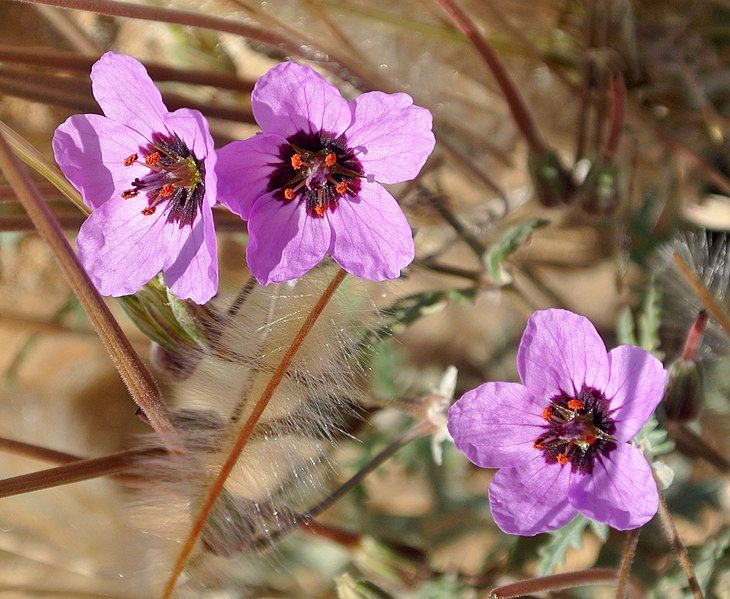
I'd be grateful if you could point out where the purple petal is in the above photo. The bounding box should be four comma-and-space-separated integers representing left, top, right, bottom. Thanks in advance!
517, 309, 610, 400
91, 52, 168, 138
488, 456, 577, 536
251, 62, 351, 138
76, 195, 177, 296
569, 443, 658, 530
216, 134, 283, 220
328, 182, 414, 281
604, 346, 668, 442
52, 114, 149, 210
345, 91, 435, 184
163, 201, 218, 304
246, 193, 331, 285
164, 108, 216, 168
448, 382, 547, 468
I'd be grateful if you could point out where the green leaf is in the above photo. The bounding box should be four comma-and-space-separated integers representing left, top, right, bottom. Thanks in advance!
635, 416, 675, 460
336, 572, 394, 599
538, 515, 593, 575
616, 306, 638, 346
638, 282, 662, 356
486, 219, 549, 284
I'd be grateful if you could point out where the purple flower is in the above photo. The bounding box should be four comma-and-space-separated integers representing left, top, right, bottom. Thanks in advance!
52, 52, 218, 304
448, 309, 668, 535
216, 62, 435, 284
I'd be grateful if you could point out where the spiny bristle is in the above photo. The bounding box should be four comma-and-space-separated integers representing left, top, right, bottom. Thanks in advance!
131, 267, 378, 588
656, 230, 729, 356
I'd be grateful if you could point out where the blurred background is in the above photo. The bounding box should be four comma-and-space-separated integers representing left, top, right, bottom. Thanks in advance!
0, 1, 728, 597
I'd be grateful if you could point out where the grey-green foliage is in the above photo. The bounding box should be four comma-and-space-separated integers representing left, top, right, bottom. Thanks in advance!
485, 218, 549, 284
537, 515, 608, 575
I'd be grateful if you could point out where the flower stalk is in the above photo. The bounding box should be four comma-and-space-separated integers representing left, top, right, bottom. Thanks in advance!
615, 528, 641, 599
163, 267, 348, 598
0, 130, 181, 452
490, 568, 638, 598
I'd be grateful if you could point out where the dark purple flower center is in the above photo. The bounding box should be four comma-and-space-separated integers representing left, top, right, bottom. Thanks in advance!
267, 130, 364, 218
534, 386, 617, 473
121, 133, 205, 227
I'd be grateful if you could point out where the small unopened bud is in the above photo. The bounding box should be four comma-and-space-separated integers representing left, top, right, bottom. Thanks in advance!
580, 160, 620, 215
663, 358, 704, 421
527, 149, 575, 207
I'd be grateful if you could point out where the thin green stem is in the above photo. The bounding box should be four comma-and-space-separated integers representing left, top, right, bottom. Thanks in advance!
0, 130, 180, 452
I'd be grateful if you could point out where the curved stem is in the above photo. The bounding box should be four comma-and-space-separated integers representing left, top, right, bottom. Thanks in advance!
672, 251, 730, 335
163, 268, 348, 598
433, 0, 545, 153
490, 568, 635, 598
602, 74, 626, 162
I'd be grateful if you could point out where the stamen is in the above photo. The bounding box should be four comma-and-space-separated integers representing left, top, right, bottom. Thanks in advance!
541, 407, 553, 421
567, 399, 584, 411
585, 434, 596, 445
159, 184, 174, 198
313, 204, 326, 217
556, 453, 570, 465
122, 190, 138, 199
533, 441, 544, 450
145, 151, 161, 166
335, 181, 348, 194
142, 207, 156, 216
124, 153, 138, 167
284, 188, 296, 201
324, 152, 337, 167
291, 154, 303, 170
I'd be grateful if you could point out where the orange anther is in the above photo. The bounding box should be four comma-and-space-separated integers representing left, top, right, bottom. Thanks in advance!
142, 206, 156, 216
585, 434, 596, 446
159, 184, 174, 197
313, 204, 326, 217
122, 190, 138, 199
533, 441, 544, 450
324, 152, 337, 167
556, 453, 570, 465
124, 153, 138, 167
284, 188, 296, 201
145, 151, 160, 166
541, 407, 553, 421
291, 154, 303, 170
335, 181, 348, 194
567, 399, 584, 411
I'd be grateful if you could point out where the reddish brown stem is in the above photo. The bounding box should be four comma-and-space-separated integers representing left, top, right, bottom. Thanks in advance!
602, 74, 627, 162
0, 447, 163, 497
0, 45, 255, 92
163, 268, 348, 598
433, 0, 544, 153
615, 528, 641, 599
0, 129, 180, 452
491, 568, 639, 598
658, 132, 730, 196
11, 0, 372, 91
672, 251, 730, 335
656, 493, 704, 599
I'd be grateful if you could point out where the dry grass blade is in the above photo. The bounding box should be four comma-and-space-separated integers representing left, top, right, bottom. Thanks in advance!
162, 268, 348, 598
672, 251, 730, 335
0, 130, 180, 452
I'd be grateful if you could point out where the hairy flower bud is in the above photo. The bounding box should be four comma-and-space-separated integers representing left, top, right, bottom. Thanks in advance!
663, 358, 705, 422
527, 149, 575, 207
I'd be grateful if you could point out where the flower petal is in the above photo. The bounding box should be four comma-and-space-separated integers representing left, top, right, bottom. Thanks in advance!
246, 192, 331, 285
163, 108, 216, 170
516, 309, 610, 400
76, 194, 177, 296
52, 114, 149, 210
216, 134, 284, 220
163, 201, 218, 304
604, 346, 668, 442
328, 182, 414, 281
91, 52, 168, 138
488, 456, 576, 536
252, 62, 351, 138
345, 91, 435, 184
569, 443, 658, 530
448, 382, 547, 468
